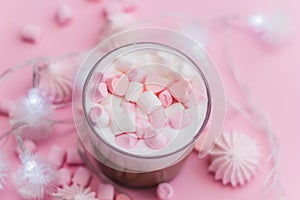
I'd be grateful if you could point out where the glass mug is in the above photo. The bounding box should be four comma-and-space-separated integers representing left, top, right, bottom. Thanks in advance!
73, 28, 226, 188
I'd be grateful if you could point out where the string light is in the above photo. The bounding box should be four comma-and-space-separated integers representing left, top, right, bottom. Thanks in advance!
9, 88, 54, 140
13, 153, 58, 200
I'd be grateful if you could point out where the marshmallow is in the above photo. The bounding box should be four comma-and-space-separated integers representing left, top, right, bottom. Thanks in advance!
0, 100, 12, 116
56, 4, 73, 25
57, 168, 72, 187
115, 133, 138, 149
190, 75, 204, 91
125, 82, 143, 102
111, 107, 136, 135
136, 91, 162, 114
90, 82, 108, 102
15, 140, 37, 155
135, 118, 152, 138
156, 51, 175, 65
164, 103, 184, 118
66, 148, 83, 165
121, 0, 138, 12
72, 167, 92, 187
183, 89, 204, 108
20, 24, 42, 43
149, 107, 167, 129
107, 75, 129, 96
115, 193, 131, 200
127, 68, 147, 83
169, 109, 192, 129
145, 73, 169, 93
98, 183, 115, 200
177, 63, 195, 81
144, 130, 167, 150
156, 182, 174, 200
121, 101, 136, 113
169, 80, 192, 102
100, 94, 113, 105
103, 1, 123, 18
136, 107, 148, 120
158, 90, 173, 108
93, 72, 104, 84
115, 55, 136, 68
88, 106, 110, 127
150, 63, 171, 77
47, 145, 65, 169
114, 64, 133, 74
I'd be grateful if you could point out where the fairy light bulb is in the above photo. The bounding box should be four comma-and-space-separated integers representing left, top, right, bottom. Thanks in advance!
249, 13, 267, 32
13, 153, 58, 200
248, 10, 291, 46
9, 88, 54, 140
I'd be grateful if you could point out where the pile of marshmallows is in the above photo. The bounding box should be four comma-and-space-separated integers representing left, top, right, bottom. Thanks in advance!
87, 53, 205, 151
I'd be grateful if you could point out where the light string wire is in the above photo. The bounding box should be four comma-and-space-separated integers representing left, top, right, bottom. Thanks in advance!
222, 18, 285, 200
0, 51, 84, 150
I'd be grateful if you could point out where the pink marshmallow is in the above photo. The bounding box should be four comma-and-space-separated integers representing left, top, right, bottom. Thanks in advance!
72, 167, 92, 187
103, 1, 123, 18
158, 90, 173, 108
183, 89, 204, 108
20, 24, 42, 43
169, 109, 192, 129
96, 82, 109, 102
115, 193, 131, 200
88, 106, 110, 127
47, 145, 65, 169
93, 72, 104, 84
89, 82, 108, 102
156, 182, 174, 200
98, 183, 115, 200
144, 130, 167, 150
15, 140, 37, 155
135, 118, 152, 138
120, 0, 137, 12
107, 75, 129, 96
169, 80, 192, 102
115, 133, 138, 149
57, 168, 72, 187
145, 73, 169, 93
56, 4, 73, 25
127, 68, 147, 83
66, 148, 83, 165
149, 107, 167, 129
0, 100, 12, 116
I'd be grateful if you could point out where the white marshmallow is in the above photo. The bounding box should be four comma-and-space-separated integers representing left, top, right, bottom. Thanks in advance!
100, 94, 113, 105
20, 24, 42, 43
56, 4, 73, 25
136, 91, 162, 114
164, 103, 184, 118
136, 107, 148, 120
178, 63, 195, 81
125, 82, 143, 102
111, 106, 136, 135
156, 51, 175, 65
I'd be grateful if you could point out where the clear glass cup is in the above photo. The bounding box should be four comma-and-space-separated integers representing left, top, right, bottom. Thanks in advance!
73, 28, 226, 187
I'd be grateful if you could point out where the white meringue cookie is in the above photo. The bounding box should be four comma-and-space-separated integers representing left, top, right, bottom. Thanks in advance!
208, 130, 261, 187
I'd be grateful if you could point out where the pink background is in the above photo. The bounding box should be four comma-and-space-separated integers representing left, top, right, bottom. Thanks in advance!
0, 0, 299, 199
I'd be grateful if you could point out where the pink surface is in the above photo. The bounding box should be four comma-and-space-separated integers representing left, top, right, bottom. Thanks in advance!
0, 0, 299, 199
